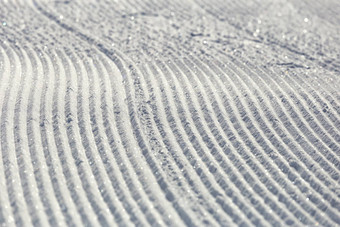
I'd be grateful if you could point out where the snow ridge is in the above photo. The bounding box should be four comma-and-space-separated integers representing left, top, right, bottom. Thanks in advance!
0, 0, 340, 226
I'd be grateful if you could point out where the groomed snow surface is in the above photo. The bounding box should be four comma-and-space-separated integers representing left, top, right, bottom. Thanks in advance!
0, 0, 340, 226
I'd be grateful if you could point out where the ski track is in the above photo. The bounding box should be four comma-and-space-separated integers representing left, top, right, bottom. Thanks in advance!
0, 0, 340, 226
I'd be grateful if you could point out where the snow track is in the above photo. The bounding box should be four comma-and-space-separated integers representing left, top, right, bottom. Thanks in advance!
0, 0, 340, 226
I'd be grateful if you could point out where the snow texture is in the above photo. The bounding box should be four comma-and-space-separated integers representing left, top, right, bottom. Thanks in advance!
0, 0, 340, 226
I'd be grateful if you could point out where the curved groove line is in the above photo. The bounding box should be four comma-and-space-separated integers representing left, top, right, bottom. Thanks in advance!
213, 55, 340, 224
1, 0, 339, 226
165, 56, 305, 225
255, 63, 340, 164
133, 59, 226, 224
145, 59, 253, 226
26, 47, 65, 226
0, 44, 31, 227
97, 53, 167, 227
200, 55, 334, 226
163, 58, 282, 225
0, 44, 13, 226
74, 51, 149, 226
68, 50, 128, 225
124, 57, 221, 226
94, 55, 189, 226
246, 60, 340, 170
186, 54, 329, 221
112, 51, 197, 226
183, 53, 330, 225
57, 49, 112, 226
178, 54, 311, 224
12, 46, 40, 225
24, 9, 199, 225
138, 60, 234, 226
38, 48, 83, 227
149, 58, 267, 226
49, 49, 100, 226
91, 53, 156, 226
225, 55, 340, 193
268, 67, 340, 138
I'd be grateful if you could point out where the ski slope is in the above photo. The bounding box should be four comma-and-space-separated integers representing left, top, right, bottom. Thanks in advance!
0, 0, 340, 226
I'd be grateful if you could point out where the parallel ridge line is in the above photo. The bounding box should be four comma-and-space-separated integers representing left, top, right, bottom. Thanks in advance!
91, 52, 155, 227
91, 53, 158, 226
150, 56, 271, 226
145, 59, 253, 226
128, 54, 225, 226
79, 49, 170, 226
49, 49, 100, 226
0, 44, 13, 226
135, 55, 228, 225
139, 59, 234, 226
225, 54, 340, 195
110, 50, 198, 226
269, 67, 340, 138
107, 52, 192, 226
187, 54, 317, 214
1, 0, 339, 226
15, 46, 52, 226
0, 6, 83, 225
0, 44, 31, 227
13, 46, 50, 227
185, 54, 330, 225
57, 49, 114, 226
26, 47, 66, 226
248, 62, 340, 170
69, 50, 133, 226
170, 55, 311, 225
163, 57, 283, 225
27, 6, 199, 224
191, 53, 332, 223
219, 55, 338, 197
212, 54, 338, 223
116, 55, 216, 225
275, 59, 340, 112
178, 54, 311, 225
38, 48, 83, 227
253, 61, 340, 160
190, 53, 336, 220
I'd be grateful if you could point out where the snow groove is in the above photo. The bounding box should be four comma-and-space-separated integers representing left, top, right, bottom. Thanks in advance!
0, 0, 339, 226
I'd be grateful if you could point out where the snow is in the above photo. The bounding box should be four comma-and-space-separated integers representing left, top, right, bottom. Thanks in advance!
0, 0, 340, 226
